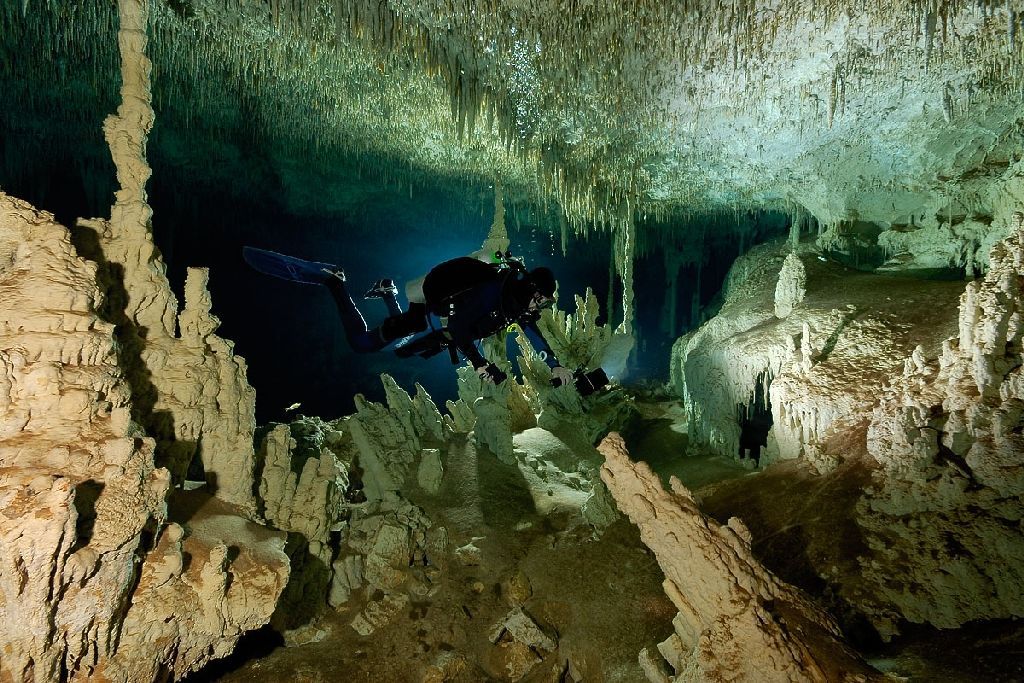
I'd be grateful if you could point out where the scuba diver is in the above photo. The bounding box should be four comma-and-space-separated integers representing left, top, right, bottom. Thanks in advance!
243, 247, 576, 386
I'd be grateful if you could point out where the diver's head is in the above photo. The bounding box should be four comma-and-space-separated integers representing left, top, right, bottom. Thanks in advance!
524, 267, 556, 311
508, 266, 557, 311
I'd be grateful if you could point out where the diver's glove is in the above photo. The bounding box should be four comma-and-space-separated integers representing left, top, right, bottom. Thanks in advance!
550, 365, 575, 388
477, 363, 508, 385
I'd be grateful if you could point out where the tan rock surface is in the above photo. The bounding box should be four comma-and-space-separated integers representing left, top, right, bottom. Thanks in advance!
857, 212, 1024, 634
598, 433, 879, 683
0, 192, 170, 681
69, 0, 259, 510
0, 192, 288, 681
671, 214, 1024, 638
106, 493, 289, 681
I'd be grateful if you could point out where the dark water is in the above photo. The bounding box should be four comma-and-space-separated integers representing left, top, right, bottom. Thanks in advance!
0, 0, 789, 420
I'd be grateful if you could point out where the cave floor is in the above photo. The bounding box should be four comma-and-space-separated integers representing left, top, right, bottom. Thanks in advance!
697, 432, 1024, 683
194, 435, 681, 682
191, 397, 1024, 682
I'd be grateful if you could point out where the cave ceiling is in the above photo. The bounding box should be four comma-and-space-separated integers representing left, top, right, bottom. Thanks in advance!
4, 0, 1024, 237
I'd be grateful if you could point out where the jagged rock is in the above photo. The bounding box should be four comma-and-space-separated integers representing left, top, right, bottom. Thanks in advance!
258, 421, 349, 545
426, 525, 450, 562
329, 554, 365, 608
598, 433, 880, 683
410, 383, 451, 443
363, 522, 412, 591
536, 287, 617, 372
444, 398, 477, 433
255, 418, 351, 628
488, 607, 557, 652
0, 0, 293, 670
109, 492, 290, 680
73, 0, 259, 511
510, 427, 619, 526
418, 448, 444, 494
0, 192, 291, 681
639, 647, 674, 683
857, 213, 1024, 634
71, 242, 258, 510
346, 374, 449, 500
484, 607, 561, 683
344, 499, 435, 600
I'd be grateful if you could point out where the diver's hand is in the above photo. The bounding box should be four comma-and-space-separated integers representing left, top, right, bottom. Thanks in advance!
477, 363, 508, 385
550, 365, 575, 388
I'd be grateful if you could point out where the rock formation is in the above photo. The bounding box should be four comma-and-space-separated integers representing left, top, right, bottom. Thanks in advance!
0, 1, 287, 678
673, 204, 1024, 643
857, 212, 1024, 635
0, 192, 289, 681
0, 191, 169, 681
598, 433, 879, 683
9, 0, 1024, 679
73, 0, 258, 510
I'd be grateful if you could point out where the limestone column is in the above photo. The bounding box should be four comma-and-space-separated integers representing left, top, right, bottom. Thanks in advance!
101, 0, 178, 337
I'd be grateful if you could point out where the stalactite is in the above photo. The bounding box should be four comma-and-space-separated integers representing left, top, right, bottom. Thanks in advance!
12, 0, 1024, 283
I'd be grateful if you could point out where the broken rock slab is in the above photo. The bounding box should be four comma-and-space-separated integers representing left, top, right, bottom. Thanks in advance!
351, 593, 411, 636
418, 447, 444, 494
484, 607, 558, 681
488, 607, 557, 652
329, 554, 365, 608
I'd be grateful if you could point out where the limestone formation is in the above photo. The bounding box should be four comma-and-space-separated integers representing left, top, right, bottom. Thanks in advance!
857, 213, 1024, 634
598, 433, 879, 683
0, 192, 168, 680
345, 374, 451, 501
71, 215, 259, 508
486, 607, 558, 680
0, 192, 288, 681
671, 209, 1024, 639
11, 0, 1024, 679
64, 0, 260, 511
255, 418, 351, 628
341, 498, 439, 633
671, 241, 795, 459
105, 496, 290, 681
511, 427, 619, 527
417, 448, 444, 494
0, 1, 287, 675
258, 420, 350, 547
774, 252, 807, 318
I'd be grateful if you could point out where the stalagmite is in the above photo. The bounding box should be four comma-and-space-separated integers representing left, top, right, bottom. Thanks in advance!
774, 252, 807, 318
598, 433, 879, 682
0, 193, 290, 681
858, 213, 1024, 634
99, 0, 177, 338
74, 0, 259, 509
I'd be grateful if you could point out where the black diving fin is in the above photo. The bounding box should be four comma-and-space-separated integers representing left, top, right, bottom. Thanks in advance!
242, 246, 341, 285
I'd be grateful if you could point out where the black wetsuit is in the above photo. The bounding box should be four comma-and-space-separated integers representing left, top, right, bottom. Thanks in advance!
326, 257, 559, 369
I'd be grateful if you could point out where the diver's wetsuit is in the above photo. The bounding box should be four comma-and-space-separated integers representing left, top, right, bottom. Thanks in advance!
325, 260, 559, 369
325, 276, 417, 353
436, 274, 557, 370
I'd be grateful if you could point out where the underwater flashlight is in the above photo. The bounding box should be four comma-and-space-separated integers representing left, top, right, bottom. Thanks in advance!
551, 367, 610, 396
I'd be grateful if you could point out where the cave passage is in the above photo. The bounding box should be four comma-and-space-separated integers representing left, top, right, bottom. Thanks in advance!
737, 372, 773, 463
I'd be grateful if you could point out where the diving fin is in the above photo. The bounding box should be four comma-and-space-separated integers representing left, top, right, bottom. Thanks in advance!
242, 246, 340, 285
